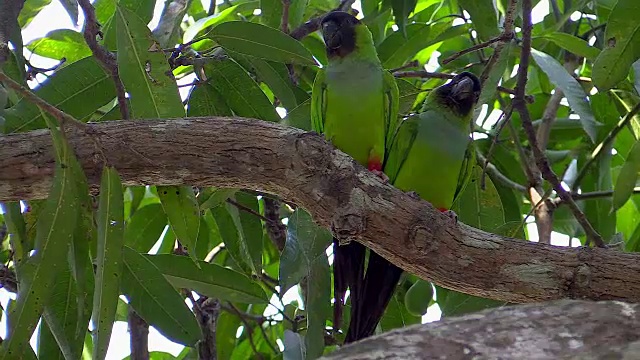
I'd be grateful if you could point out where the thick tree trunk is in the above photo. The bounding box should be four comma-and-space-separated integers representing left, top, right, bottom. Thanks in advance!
2, 117, 640, 304
320, 300, 640, 360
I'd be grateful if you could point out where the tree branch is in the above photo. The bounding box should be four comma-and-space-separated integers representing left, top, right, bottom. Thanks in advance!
78, 0, 129, 121
320, 300, 640, 359
289, 0, 355, 40
512, 0, 605, 248
128, 307, 149, 360
2, 117, 640, 303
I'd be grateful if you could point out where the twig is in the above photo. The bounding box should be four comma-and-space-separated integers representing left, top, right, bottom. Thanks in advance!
207, 0, 216, 16
25, 58, 66, 79
128, 307, 150, 360
555, 188, 640, 204
580, 23, 606, 40
78, 0, 129, 121
194, 296, 220, 359
0, 72, 87, 130
389, 60, 420, 73
226, 198, 276, 225
573, 101, 640, 191
442, 32, 515, 65
393, 70, 528, 99
289, 0, 355, 40
225, 303, 266, 359
480, 106, 511, 189
477, 148, 527, 193
393, 70, 454, 79
513, 0, 605, 248
478, 0, 518, 85
281, 0, 291, 34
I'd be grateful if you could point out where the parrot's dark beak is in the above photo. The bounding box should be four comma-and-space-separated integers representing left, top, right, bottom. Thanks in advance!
437, 72, 481, 116
322, 21, 342, 50
450, 73, 481, 103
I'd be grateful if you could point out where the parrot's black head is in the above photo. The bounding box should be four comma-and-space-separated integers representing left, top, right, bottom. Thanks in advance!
321, 11, 360, 58
435, 72, 482, 116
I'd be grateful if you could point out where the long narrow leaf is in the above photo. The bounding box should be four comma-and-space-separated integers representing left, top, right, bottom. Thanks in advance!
92, 167, 125, 360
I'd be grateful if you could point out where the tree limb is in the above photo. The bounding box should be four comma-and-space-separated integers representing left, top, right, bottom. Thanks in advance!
1, 117, 640, 303
320, 300, 640, 359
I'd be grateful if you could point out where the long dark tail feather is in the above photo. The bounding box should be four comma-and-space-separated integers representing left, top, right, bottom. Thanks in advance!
344, 251, 403, 343
332, 238, 366, 332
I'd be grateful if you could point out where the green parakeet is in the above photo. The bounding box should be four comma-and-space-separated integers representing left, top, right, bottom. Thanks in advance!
355, 72, 481, 343
384, 72, 481, 211
310, 11, 400, 343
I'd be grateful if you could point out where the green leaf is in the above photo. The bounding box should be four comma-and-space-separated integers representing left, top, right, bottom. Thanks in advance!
396, 78, 423, 114
613, 141, 640, 211
538, 32, 601, 60
302, 254, 330, 360
18, 0, 52, 27
125, 203, 168, 252
283, 329, 304, 360
216, 310, 242, 360
380, 285, 421, 331
187, 83, 233, 117
157, 186, 201, 262
41, 264, 82, 360
26, 29, 91, 63
59, 0, 79, 25
121, 246, 202, 346
377, 22, 468, 69
101, 0, 157, 49
592, 0, 640, 90
199, 188, 238, 210
279, 209, 332, 294
246, 57, 304, 110
210, 21, 316, 65
474, 40, 513, 119
260, 0, 282, 29
145, 254, 268, 303
391, 0, 418, 37
116, 5, 185, 119
183, 2, 258, 42
210, 205, 251, 273
2, 202, 27, 271
127, 186, 147, 218
435, 285, 506, 317
458, 0, 500, 40
206, 58, 280, 122
92, 167, 125, 360
2, 117, 78, 359
452, 166, 505, 233
2, 57, 116, 133
282, 99, 312, 131
37, 321, 64, 360
531, 48, 600, 142
226, 192, 264, 274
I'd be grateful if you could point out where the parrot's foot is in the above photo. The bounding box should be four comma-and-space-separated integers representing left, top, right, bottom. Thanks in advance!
439, 209, 458, 224
406, 191, 421, 200
370, 169, 389, 184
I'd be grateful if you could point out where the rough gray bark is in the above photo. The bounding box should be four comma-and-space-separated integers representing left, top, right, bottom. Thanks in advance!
2, 117, 640, 304
320, 300, 640, 360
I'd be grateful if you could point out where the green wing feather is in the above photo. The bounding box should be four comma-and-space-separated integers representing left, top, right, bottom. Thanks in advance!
383, 70, 400, 159
384, 116, 418, 185
451, 141, 476, 207
311, 69, 327, 134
